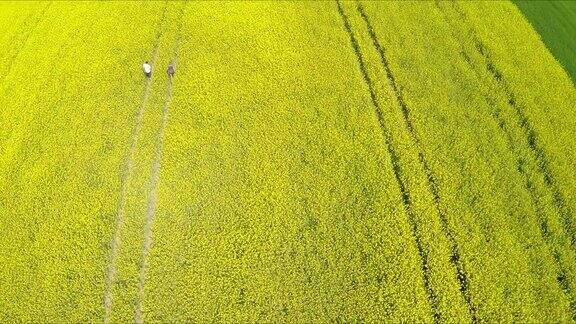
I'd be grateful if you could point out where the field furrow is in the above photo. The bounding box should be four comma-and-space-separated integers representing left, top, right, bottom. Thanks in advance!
144, 2, 434, 321
105, 3, 190, 322
0, 2, 167, 321
435, 2, 576, 318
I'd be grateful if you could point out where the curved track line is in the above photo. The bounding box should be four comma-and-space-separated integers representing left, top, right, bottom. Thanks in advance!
103, 3, 168, 323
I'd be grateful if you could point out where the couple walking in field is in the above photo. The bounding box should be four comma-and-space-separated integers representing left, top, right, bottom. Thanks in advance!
143, 61, 174, 78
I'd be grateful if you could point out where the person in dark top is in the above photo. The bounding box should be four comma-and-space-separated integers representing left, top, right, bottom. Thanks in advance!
167, 64, 175, 77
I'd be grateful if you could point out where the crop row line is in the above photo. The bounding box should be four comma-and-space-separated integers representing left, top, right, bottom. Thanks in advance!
335, 1, 441, 321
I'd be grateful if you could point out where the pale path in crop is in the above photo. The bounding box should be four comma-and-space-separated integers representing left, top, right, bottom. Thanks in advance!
103, 75, 155, 321
135, 74, 174, 324
134, 10, 186, 323
135, 6, 186, 323
103, 5, 168, 323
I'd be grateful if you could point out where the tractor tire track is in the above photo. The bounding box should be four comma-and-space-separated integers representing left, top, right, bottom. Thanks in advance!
355, 2, 477, 322
0, 2, 51, 87
135, 4, 186, 323
450, 1, 575, 253
521, 162, 576, 320
434, 2, 576, 319
335, 1, 440, 321
103, 3, 168, 323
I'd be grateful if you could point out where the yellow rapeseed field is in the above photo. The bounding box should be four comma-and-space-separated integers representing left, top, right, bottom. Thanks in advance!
0, 1, 575, 322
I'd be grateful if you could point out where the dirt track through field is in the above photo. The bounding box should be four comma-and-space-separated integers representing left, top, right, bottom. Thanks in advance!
103, 3, 168, 323
135, 4, 186, 323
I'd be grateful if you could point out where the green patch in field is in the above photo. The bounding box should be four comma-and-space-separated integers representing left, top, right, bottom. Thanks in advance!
514, 0, 576, 84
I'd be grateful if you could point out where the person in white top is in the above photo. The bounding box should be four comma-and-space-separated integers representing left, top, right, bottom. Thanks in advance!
143, 61, 152, 78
